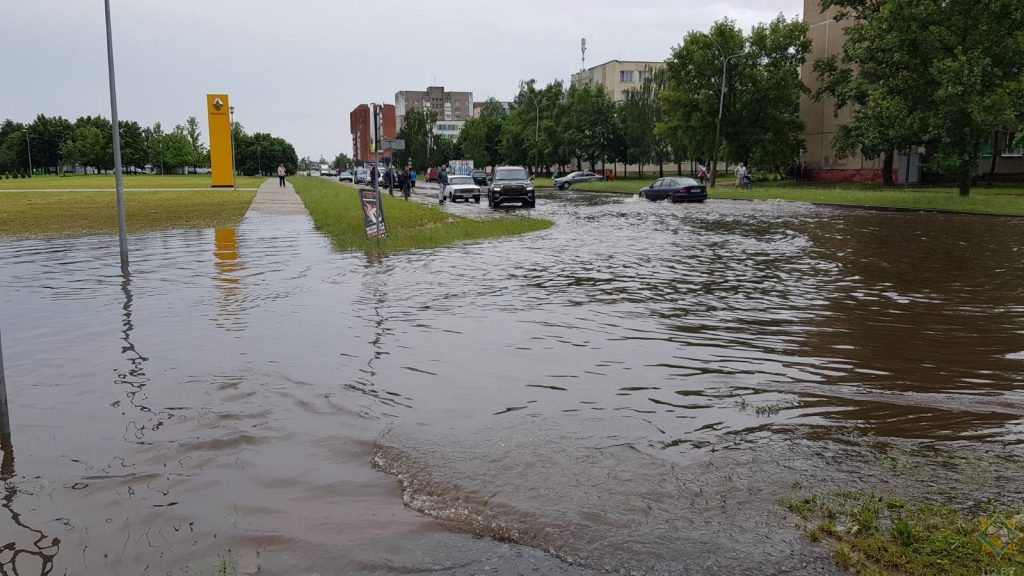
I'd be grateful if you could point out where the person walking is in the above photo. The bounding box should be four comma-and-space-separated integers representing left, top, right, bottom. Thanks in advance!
437, 164, 449, 204
734, 162, 747, 188
697, 163, 708, 185
277, 164, 287, 187
409, 169, 417, 188
398, 169, 411, 200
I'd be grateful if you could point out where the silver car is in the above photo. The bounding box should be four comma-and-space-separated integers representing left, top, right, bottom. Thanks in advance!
554, 170, 604, 190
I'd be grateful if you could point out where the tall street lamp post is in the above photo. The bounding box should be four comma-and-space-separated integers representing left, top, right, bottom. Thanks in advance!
702, 33, 744, 188
104, 0, 129, 274
524, 91, 543, 172
23, 129, 32, 177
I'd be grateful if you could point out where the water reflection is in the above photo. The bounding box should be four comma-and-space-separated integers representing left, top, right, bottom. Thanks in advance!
1, 435, 60, 576
116, 276, 171, 442
212, 227, 247, 333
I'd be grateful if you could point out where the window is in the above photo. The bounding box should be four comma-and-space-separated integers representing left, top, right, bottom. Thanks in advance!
638, 70, 652, 83
1003, 132, 1023, 157
619, 70, 635, 83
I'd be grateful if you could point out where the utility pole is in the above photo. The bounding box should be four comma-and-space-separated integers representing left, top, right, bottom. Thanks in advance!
702, 32, 743, 188
104, 0, 129, 275
23, 129, 32, 177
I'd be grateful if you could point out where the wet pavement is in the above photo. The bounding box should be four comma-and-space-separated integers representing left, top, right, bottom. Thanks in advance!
2, 186, 1023, 575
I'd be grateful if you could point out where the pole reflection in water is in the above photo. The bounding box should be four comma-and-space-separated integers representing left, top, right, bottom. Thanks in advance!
1, 435, 60, 576
212, 228, 246, 333
117, 275, 170, 441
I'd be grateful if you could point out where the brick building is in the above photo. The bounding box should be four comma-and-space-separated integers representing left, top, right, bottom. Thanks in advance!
350, 104, 395, 164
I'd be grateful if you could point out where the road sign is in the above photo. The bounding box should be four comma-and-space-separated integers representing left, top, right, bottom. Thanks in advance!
382, 139, 406, 150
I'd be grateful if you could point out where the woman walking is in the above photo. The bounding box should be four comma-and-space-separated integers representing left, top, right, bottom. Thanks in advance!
277, 163, 286, 187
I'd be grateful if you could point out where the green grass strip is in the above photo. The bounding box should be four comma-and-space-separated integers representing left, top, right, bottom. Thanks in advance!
0, 190, 255, 238
783, 491, 1024, 575
0, 174, 266, 190
292, 176, 553, 253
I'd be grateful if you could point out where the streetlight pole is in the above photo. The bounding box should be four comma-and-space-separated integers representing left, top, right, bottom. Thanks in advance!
229, 105, 237, 189
702, 33, 743, 188
23, 130, 32, 177
524, 91, 542, 173
104, 0, 129, 275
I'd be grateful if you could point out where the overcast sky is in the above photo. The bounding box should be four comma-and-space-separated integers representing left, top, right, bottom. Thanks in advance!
2, 0, 802, 160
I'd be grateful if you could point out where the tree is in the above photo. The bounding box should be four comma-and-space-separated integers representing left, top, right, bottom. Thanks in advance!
119, 120, 147, 170
395, 108, 436, 172
27, 114, 74, 173
456, 117, 491, 167
147, 122, 168, 173
661, 16, 810, 177
0, 120, 28, 174
815, 0, 1024, 194
331, 152, 352, 171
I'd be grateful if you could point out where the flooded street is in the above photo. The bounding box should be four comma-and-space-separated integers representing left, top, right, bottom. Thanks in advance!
2, 189, 1024, 575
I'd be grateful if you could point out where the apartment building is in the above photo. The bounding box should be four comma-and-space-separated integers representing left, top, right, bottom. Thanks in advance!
800, 0, 1023, 182
350, 104, 395, 164
570, 60, 664, 102
394, 86, 473, 137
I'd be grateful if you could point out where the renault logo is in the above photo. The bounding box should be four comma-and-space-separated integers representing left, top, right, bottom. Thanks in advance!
213, 97, 224, 111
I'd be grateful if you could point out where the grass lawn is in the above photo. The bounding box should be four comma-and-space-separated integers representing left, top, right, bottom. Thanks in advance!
0, 190, 255, 238
783, 491, 1024, 575
293, 177, 553, 253
569, 179, 1024, 215
0, 174, 266, 191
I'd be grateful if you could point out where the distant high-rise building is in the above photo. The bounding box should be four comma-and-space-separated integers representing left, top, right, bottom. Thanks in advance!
570, 60, 664, 102
395, 86, 473, 136
350, 104, 395, 164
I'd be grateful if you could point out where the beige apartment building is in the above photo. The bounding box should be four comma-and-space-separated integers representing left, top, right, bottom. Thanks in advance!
394, 86, 473, 135
571, 60, 664, 102
801, 0, 1023, 182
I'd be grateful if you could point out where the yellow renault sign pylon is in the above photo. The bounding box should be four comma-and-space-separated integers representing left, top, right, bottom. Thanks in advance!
206, 94, 234, 187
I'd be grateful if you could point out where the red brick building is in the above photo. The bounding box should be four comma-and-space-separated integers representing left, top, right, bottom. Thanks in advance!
350, 104, 395, 164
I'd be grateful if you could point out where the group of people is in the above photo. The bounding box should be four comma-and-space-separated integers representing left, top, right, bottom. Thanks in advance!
371, 165, 417, 199
694, 162, 753, 189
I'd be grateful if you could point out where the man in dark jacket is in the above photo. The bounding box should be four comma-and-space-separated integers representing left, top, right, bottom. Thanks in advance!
437, 165, 448, 204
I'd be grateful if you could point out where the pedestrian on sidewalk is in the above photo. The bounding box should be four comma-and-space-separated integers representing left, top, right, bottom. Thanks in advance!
409, 169, 417, 188
277, 163, 286, 187
697, 163, 708, 185
398, 169, 411, 200
437, 164, 449, 205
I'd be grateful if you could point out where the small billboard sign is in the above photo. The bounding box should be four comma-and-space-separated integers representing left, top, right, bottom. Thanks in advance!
360, 188, 387, 239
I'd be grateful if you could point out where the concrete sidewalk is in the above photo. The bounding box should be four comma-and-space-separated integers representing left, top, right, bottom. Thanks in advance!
245, 178, 310, 216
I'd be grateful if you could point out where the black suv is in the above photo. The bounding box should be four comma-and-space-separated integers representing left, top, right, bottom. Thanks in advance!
488, 166, 536, 208
472, 169, 488, 186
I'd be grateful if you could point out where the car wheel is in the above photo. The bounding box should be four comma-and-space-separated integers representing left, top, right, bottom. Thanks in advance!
487, 194, 494, 208
525, 200, 535, 208
670, 197, 679, 203
474, 196, 480, 204
557, 183, 566, 191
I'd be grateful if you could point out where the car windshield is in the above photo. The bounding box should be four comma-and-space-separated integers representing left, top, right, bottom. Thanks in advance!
449, 176, 472, 185
566, 171, 583, 178
495, 168, 529, 181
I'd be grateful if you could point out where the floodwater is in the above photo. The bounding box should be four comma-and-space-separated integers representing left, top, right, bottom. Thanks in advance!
2, 189, 1024, 575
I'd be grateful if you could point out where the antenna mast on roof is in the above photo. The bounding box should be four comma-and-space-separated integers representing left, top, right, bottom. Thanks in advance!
581, 38, 587, 71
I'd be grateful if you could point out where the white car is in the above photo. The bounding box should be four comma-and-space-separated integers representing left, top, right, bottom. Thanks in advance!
446, 175, 481, 203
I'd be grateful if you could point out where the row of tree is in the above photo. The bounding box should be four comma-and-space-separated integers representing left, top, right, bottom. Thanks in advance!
814, 0, 1024, 195
0, 113, 299, 177
383, 15, 810, 179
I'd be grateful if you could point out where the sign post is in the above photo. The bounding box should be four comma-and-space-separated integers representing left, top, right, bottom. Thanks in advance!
360, 188, 387, 240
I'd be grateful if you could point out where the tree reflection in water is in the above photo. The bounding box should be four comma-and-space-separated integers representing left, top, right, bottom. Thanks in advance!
1, 434, 60, 576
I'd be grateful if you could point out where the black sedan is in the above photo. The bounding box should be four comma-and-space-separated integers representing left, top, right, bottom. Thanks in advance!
472, 169, 488, 186
639, 177, 708, 203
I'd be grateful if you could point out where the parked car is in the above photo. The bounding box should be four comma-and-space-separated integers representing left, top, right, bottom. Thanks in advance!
339, 171, 353, 182
471, 169, 488, 186
447, 175, 481, 203
488, 166, 535, 208
427, 167, 438, 183
355, 169, 369, 185
639, 177, 708, 203
554, 170, 603, 190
